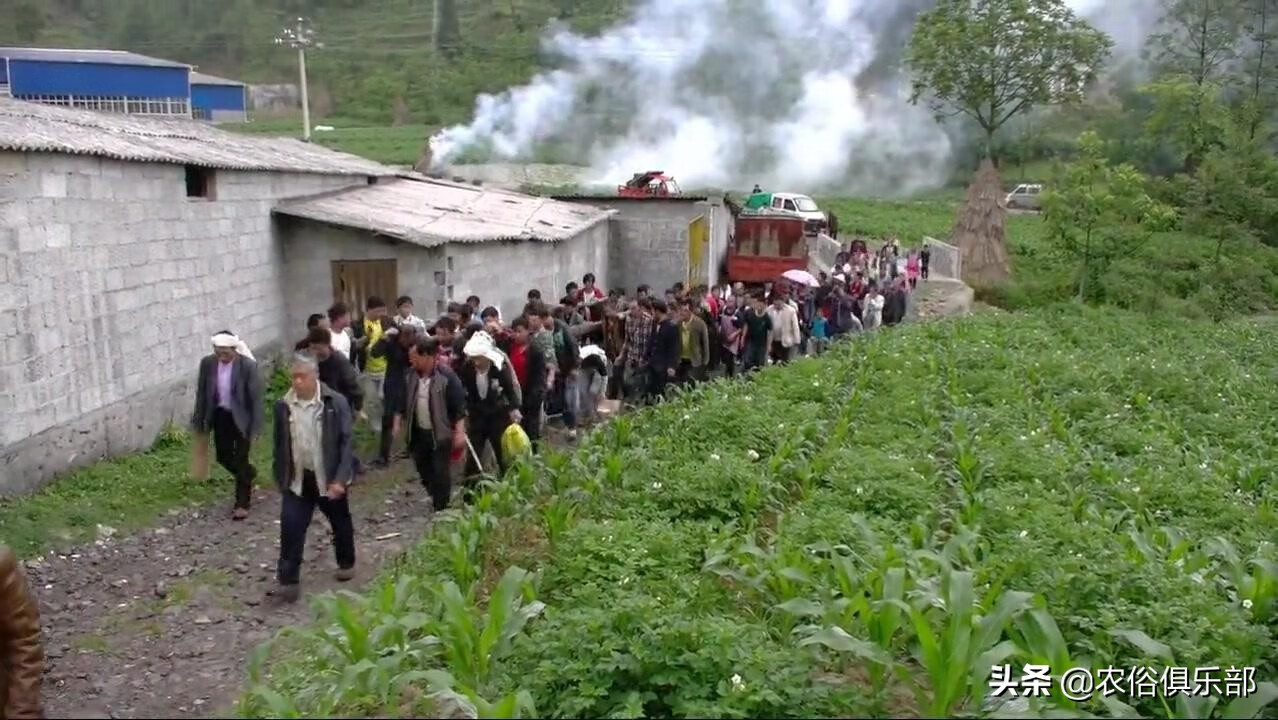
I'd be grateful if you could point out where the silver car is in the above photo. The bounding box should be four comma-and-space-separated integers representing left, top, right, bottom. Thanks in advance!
1005, 183, 1043, 211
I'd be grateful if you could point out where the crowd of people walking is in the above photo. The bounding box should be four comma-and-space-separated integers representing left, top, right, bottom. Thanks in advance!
181, 237, 927, 602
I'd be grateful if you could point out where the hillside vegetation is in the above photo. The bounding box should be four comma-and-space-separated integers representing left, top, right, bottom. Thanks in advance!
240, 306, 1278, 718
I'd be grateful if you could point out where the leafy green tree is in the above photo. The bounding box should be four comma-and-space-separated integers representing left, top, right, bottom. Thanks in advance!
1042, 131, 1176, 301
1144, 0, 1243, 86
1143, 77, 1232, 172
905, 0, 1112, 155
1184, 133, 1278, 262
1240, 0, 1278, 139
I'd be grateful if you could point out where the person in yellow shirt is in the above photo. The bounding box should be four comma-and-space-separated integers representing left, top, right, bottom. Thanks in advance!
352, 296, 392, 431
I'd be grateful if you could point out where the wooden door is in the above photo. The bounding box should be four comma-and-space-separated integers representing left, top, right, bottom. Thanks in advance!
331, 259, 398, 313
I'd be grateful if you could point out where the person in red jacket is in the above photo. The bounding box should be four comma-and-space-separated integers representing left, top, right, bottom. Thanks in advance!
576, 272, 606, 303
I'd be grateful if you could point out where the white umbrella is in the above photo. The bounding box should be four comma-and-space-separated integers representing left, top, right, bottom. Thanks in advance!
782, 269, 820, 287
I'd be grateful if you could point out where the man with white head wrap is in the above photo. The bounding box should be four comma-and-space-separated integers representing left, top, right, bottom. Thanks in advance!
191, 330, 264, 519
457, 331, 522, 500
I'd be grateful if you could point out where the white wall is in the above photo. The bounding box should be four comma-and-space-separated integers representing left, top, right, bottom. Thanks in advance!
0, 151, 365, 494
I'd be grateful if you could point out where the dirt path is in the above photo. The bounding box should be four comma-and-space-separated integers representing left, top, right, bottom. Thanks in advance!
26, 460, 435, 719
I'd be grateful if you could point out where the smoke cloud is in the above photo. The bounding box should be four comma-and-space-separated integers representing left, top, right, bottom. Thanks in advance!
429, 0, 1159, 194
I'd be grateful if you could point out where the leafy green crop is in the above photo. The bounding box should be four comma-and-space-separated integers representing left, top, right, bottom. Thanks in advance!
241, 306, 1278, 719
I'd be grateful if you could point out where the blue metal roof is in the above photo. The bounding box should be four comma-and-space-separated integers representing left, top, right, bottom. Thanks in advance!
0, 47, 190, 69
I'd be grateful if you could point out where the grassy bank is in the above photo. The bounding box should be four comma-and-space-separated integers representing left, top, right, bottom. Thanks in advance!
221, 115, 429, 167
0, 368, 377, 557
240, 306, 1278, 719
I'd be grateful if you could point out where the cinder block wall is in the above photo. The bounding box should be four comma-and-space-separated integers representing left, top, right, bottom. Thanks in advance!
446, 219, 611, 321
0, 151, 364, 495
557, 198, 730, 294
276, 219, 446, 338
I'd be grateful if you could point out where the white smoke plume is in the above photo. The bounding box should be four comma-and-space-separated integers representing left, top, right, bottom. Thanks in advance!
429, 0, 1160, 194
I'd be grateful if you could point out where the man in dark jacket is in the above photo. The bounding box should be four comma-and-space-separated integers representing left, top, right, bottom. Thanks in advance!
647, 299, 680, 401
395, 336, 468, 511
456, 331, 522, 497
306, 327, 364, 415
498, 315, 548, 451
883, 277, 909, 326
367, 323, 419, 468
272, 352, 356, 603
191, 331, 264, 520
533, 304, 580, 438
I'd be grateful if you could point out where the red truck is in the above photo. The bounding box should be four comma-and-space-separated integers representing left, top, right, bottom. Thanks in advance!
724, 214, 811, 285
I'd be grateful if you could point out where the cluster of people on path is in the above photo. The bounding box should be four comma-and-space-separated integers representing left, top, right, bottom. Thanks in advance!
185, 235, 930, 603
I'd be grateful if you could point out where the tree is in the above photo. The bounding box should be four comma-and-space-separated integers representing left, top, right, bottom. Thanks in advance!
433, 0, 462, 58
1041, 131, 1176, 302
905, 0, 1112, 156
1144, 0, 1243, 86
1143, 77, 1232, 172
1240, 0, 1278, 139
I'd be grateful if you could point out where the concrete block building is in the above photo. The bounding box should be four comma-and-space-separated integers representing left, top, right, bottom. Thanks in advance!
190, 72, 248, 123
274, 177, 614, 325
554, 194, 732, 294
0, 97, 395, 494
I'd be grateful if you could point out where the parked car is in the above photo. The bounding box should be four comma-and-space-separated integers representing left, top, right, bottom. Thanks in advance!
1005, 183, 1043, 211
740, 191, 828, 226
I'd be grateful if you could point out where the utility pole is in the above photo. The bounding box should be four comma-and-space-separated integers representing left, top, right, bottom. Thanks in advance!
275, 17, 321, 141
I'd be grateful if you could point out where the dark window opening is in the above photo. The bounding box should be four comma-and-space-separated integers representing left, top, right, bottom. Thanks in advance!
185, 165, 216, 199
367, 175, 379, 185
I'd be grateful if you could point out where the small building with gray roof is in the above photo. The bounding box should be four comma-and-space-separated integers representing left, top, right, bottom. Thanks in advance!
273, 177, 613, 326
0, 97, 394, 494
0, 97, 619, 495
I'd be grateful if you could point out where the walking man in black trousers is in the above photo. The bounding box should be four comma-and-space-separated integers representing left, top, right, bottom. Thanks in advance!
191, 331, 264, 520
395, 336, 468, 510
273, 352, 357, 603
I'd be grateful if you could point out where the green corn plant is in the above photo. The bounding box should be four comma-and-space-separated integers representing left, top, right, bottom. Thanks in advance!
902, 569, 1031, 718
422, 669, 539, 719
608, 417, 634, 451
798, 556, 909, 693
1203, 538, 1277, 624
599, 450, 625, 490
436, 566, 545, 694
541, 494, 577, 547
1006, 606, 1080, 710
446, 526, 483, 594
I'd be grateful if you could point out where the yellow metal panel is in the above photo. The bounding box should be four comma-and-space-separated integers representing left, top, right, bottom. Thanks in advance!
688, 214, 708, 287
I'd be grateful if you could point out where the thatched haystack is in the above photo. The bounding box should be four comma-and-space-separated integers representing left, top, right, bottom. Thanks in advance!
413, 140, 434, 174
949, 158, 1012, 287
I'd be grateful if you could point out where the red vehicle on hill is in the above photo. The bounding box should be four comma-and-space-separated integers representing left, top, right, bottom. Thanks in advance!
725, 214, 810, 285
617, 170, 682, 198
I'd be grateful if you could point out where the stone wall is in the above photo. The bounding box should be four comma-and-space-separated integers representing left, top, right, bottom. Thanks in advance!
0, 151, 366, 495
556, 197, 731, 294
276, 219, 447, 336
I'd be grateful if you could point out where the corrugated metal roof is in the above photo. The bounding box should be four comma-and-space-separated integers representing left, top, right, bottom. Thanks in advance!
0, 47, 189, 69
190, 71, 244, 87
274, 177, 615, 247
551, 194, 709, 202
0, 97, 395, 176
